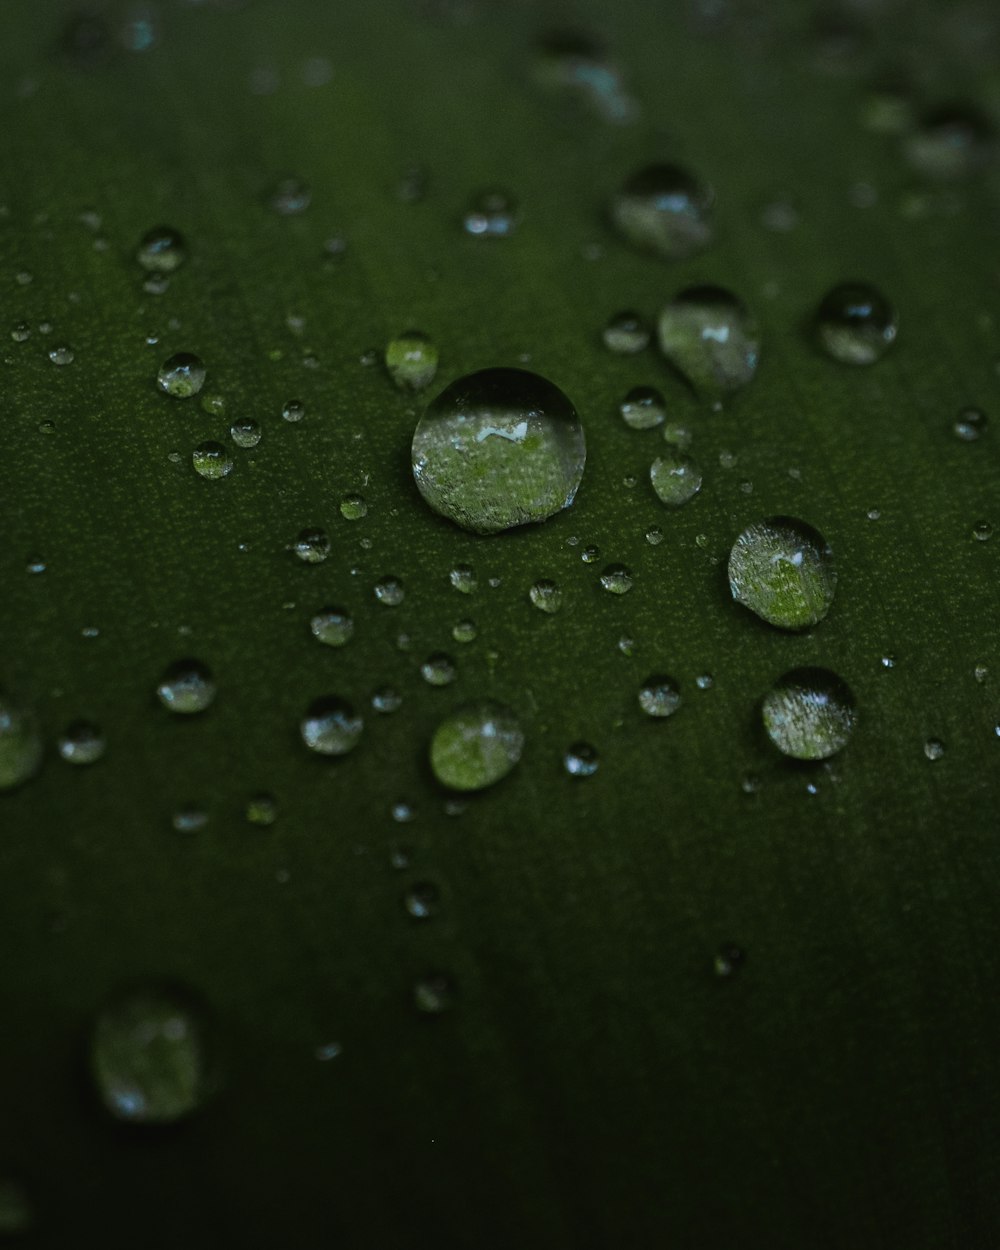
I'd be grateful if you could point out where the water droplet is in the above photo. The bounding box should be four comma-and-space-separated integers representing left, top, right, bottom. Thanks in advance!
713, 943, 746, 978
974, 664, 988, 684
599, 563, 633, 595
972, 520, 993, 542
619, 385, 665, 430
657, 286, 760, 395
529, 578, 563, 614
449, 564, 477, 594
421, 653, 457, 686
339, 492, 368, 521
230, 417, 261, 448
412, 368, 586, 535
245, 793, 278, 825
413, 973, 455, 1014
0, 692, 42, 791
374, 575, 404, 605
392, 803, 414, 826
761, 667, 857, 760
372, 686, 402, 714
924, 737, 945, 761
89, 983, 220, 1124
618, 636, 635, 656
172, 805, 208, 834
404, 881, 441, 919
696, 674, 714, 690
610, 163, 713, 260
645, 526, 664, 546
57, 719, 106, 765
463, 189, 517, 236
11, 322, 30, 342
429, 701, 524, 791
267, 175, 311, 215
638, 675, 681, 718
564, 741, 599, 776
48, 344, 74, 365
953, 407, 986, 441
904, 105, 994, 179
581, 545, 600, 564
866, 507, 881, 521
310, 607, 354, 647
532, 29, 637, 123
136, 226, 186, 273
192, 441, 232, 480
156, 659, 216, 715
292, 528, 330, 563
300, 697, 363, 756
729, 517, 836, 630
650, 450, 703, 507
282, 398, 305, 423
602, 311, 650, 355
25, 554, 46, 574
158, 352, 206, 398
385, 330, 439, 391
815, 283, 897, 365
452, 618, 477, 643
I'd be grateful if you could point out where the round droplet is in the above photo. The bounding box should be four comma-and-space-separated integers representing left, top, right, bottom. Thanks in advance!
293, 528, 330, 564
404, 881, 441, 920
48, 344, 74, 365
619, 385, 665, 429
924, 737, 946, 761
267, 175, 311, 215
953, 407, 986, 441
300, 696, 363, 756
282, 398, 305, 423
729, 517, 836, 630
761, 667, 857, 760
650, 450, 703, 506
157, 352, 206, 398
339, 492, 367, 521
156, 659, 216, 715
645, 526, 664, 545
245, 793, 278, 825
374, 575, 404, 606
610, 163, 713, 260
463, 189, 517, 236
421, 653, 457, 686
412, 368, 586, 535
230, 417, 261, 448
429, 701, 524, 791
452, 619, 477, 643
904, 106, 994, 179
57, 719, 106, 765
137, 226, 186, 273
602, 312, 649, 354
529, 578, 563, 614
414, 973, 455, 1013
657, 286, 760, 395
449, 564, 477, 594
385, 330, 439, 391
192, 441, 232, 480
815, 283, 897, 365
310, 607, 353, 647
89, 982, 219, 1124
564, 741, 599, 776
638, 675, 681, 718
599, 563, 633, 595
0, 692, 42, 791
972, 520, 993, 542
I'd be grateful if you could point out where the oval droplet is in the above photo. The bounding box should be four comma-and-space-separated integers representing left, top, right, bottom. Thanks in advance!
57, 719, 106, 765
657, 286, 760, 395
429, 701, 524, 791
136, 226, 186, 273
602, 311, 650, 354
638, 675, 682, 718
564, 741, 599, 776
156, 659, 216, 715
157, 352, 206, 398
310, 607, 354, 647
650, 450, 703, 506
599, 564, 633, 594
619, 385, 665, 429
814, 283, 897, 365
728, 517, 836, 630
529, 578, 563, 614
903, 105, 994, 180
300, 697, 363, 756
609, 163, 713, 260
462, 189, 517, 237
230, 418, 261, 448
761, 667, 857, 760
385, 330, 439, 391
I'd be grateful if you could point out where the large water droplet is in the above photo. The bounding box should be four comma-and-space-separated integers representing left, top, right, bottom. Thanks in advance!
610, 163, 713, 260
137, 226, 186, 273
156, 660, 216, 715
58, 719, 106, 765
0, 692, 42, 791
411, 368, 586, 535
814, 283, 896, 365
638, 675, 681, 718
761, 667, 856, 760
657, 286, 760, 395
429, 701, 524, 791
729, 517, 836, 630
157, 352, 206, 398
300, 697, 363, 756
650, 450, 703, 506
385, 330, 439, 391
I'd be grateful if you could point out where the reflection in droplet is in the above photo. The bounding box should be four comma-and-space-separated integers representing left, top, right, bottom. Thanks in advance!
157, 352, 206, 398
192, 441, 232, 480
620, 385, 665, 429
310, 607, 354, 647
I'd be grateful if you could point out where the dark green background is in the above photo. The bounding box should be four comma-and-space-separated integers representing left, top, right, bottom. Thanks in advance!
1, 0, 999, 1245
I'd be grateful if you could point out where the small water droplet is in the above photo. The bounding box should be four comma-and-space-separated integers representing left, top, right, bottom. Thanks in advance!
645, 526, 664, 546
564, 741, 599, 776
953, 407, 987, 441
762, 667, 857, 760
374, 575, 404, 605
292, 528, 330, 564
267, 175, 311, 215
924, 737, 945, 761
372, 686, 403, 714
230, 417, 261, 448
429, 701, 524, 791
412, 368, 586, 534
282, 398, 305, 423
657, 286, 760, 395
599, 563, 633, 594
421, 653, 457, 686
529, 578, 563, 613
172, 805, 208, 834
973, 664, 988, 684
310, 607, 354, 647
137, 226, 186, 273
300, 697, 363, 756
192, 441, 232, 480
610, 163, 713, 260
972, 520, 993, 542
11, 322, 30, 342
0, 691, 42, 791
449, 564, 477, 594
156, 659, 216, 715
413, 973, 455, 1014
696, 673, 714, 690
57, 719, 106, 765
904, 105, 994, 179
404, 881, 441, 919
48, 344, 74, 365
532, 29, 637, 123
650, 450, 703, 507
815, 283, 896, 365
638, 675, 681, 718
602, 311, 650, 354
385, 330, 439, 391
391, 801, 415, 823
618, 635, 635, 656
713, 943, 746, 978
462, 189, 517, 236
339, 492, 368, 521
619, 385, 665, 429
245, 793, 278, 825
314, 1041, 342, 1061
452, 618, 477, 643
158, 352, 206, 398
25, 554, 46, 574
729, 517, 836, 630
866, 507, 881, 521
581, 545, 600, 564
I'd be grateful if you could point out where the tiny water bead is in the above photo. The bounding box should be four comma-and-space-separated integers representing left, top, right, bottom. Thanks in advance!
972, 521, 993, 542
374, 575, 404, 605
449, 564, 477, 594
610, 163, 713, 260
156, 659, 216, 715
385, 330, 439, 391
172, 805, 208, 834
729, 517, 836, 630
414, 973, 455, 1014
645, 526, 664, 545
57, 720, 106, 765
452, 618, 477, 643
429, 701, 524, 791
663, 420, 693, 449
310, 607, 354, 647
412, 368, 586, 535
713, 943, 746, 978
293, 528, 330, 563
638, 675, 682, 718
282, 398, 305, 423
300, 697, 363, 756
136, 226, 186, 273
953, 408, 987, 441
462, 189, 517, 236
0, 692, 43, 791
602, 311, 650, 354
421, 653, 457, 686
620, 385, 666, 429
657, 286, 760, 395
230, 417, 261, 448
89, 982, 220, 1124
192, 441, 232, 480
761, 667, 857, 760
564, 741, 599, 776
245, 793, 278, 825
404, 881, 441, 920
599, 563, 633, 594
650, 451, 702, 507
157, 352, 206, 398
581, 545, 600, 564
372, 686, 403, 714
48, 344, 74, 365
814, 283, 897, 365
904, 105, 995, 180
339, 492, 368, 521
267, 175, 311, 215
529, 578, 563, 614
924, 737, 945, 761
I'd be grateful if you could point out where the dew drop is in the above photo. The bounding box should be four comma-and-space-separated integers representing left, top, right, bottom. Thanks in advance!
429, 701, 524, 791
972, 520, 993, 542
532, 30, 637, 124
57, 719, 106, 765
462, 189, 517, 236
564, 741, 599, 776
404, 881, 441, 920
953, 407, 986, 441
924, 737, 945, 761
230, 417, 261, 448
638, 675, 681, 718
421, 653, 457, 686
137, 226, 186, 273
645, 526, 664, 546
156, 659, 216, 715
414, 973, 455, 1014
48, 344, 74, 365
372, 686, 402, 714
602, 311, 649, 354
339, 492, 368, 521
245, 793, 278, 825
412, 368, 586, 535
814, 283, 897, 365
192, 441, 232, 480
761, 667, 856, 760
657, 286, 760, 395
293, 528, 330, 563
529, 578, 563, 614
650, 450, 703, 507
310, 607, 354, 647
610, 163, 713, 260
158, 352, 206, 398
904, 105, 994, 180
452, 618, 477, 643
449, 564, 477, 594
729, 517, 836, 630
374, 575, 404, 606
385, 330, 439, 391
11, 322, 30, 342
619, 385, 665, 429
300, 696, 363, 756
581, 545, 600, 564
0, 691, 42, 791
282, 398, 305, 423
